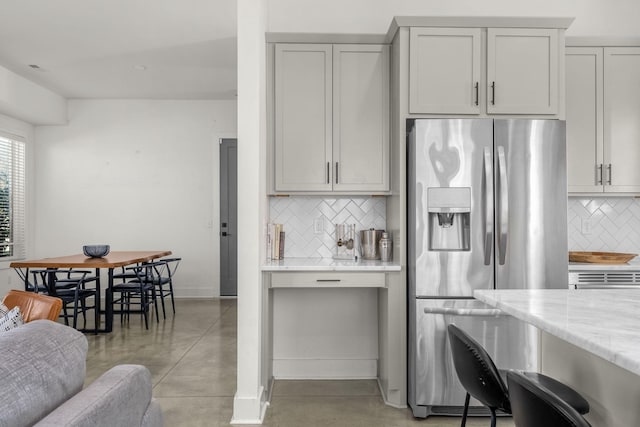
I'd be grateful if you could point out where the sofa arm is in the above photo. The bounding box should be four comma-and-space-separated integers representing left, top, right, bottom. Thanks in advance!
35, 364, 163, 427
0, 320, 87, 427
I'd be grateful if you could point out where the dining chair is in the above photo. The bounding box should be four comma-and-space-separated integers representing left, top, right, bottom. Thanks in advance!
507, 370, 592, 427
30, 269, 97, 329
153, 257, 180, 318
111, 263, 159, 329
447, 324, 589, 427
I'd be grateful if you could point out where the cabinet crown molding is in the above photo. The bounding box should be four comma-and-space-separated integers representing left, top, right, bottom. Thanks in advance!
266, 32, 387, 44
387, 16, 574, 42
566, 37, 640, 47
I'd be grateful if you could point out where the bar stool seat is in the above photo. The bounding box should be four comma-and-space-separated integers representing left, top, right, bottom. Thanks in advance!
507, 370, 592, 427
447, 324, 589, 427
519, 371, 590, 415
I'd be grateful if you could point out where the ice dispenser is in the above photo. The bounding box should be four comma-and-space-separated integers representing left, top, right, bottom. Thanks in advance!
427, 187, 471, 251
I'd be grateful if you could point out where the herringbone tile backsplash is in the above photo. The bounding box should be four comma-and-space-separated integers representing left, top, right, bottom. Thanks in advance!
269, 196, 387, 258
568, 198, 640, 253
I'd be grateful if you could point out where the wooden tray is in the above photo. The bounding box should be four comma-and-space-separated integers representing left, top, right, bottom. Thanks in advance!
569, 251, 637, 264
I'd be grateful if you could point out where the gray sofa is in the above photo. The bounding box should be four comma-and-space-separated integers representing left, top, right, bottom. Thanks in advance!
0, 320, 163, 427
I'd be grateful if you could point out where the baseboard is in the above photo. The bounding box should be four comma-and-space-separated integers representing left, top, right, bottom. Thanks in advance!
173, 288, 217, 298
230, 386, 268, 424
377, 377, 407, 409
273, 358, 377, 379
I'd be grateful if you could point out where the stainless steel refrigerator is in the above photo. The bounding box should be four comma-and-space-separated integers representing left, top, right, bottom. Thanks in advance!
407, 119, 568, 418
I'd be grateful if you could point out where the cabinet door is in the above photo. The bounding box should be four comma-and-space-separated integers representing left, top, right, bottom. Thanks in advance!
487, 28, 558, 115
409, 28, 481, 114
604, 47, 640, 193
566, 47, 604, 193
274, 44, 333, 192
333, 44, 390, 192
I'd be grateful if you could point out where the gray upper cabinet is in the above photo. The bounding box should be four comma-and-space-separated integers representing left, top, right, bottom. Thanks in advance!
273, 43, 389, 193
274, 44, 333, 192
566, 45, 640, 194
333, 44, 390, 192
603, 47, 640, 193
409, 27, 560, 116
409, 28, 481, 114
566, 47, 603, 193
487, 28, 558, 115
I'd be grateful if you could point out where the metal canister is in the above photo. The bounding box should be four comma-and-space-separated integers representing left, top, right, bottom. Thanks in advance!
360, 229, 383, 260
379, 232, 392, 262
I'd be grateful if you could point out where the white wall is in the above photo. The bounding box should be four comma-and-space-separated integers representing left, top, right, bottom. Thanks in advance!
0, 113, 35, 296
34, 99, 237, 297
0, 65, 66, 125
266, 0, 640, 36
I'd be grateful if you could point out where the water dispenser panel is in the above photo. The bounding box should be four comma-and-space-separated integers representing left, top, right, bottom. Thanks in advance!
427, 187, 471, 251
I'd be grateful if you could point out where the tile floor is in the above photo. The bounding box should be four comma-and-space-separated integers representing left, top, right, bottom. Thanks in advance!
84, 299, 514, 427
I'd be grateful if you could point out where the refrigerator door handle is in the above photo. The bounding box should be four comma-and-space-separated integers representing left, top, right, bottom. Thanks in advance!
423, 307, 504, 317
483, 147, 493, 265
497, 146, 509, 265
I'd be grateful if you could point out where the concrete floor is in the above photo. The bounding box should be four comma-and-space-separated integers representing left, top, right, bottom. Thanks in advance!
84, 299, 514, 427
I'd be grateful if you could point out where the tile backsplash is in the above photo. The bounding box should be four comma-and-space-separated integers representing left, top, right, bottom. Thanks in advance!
269, 196, 387, 258
568, 198, 640, 253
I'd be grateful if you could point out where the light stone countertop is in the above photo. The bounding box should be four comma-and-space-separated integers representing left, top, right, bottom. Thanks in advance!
262, 257, 401, 272
474, 288, 640, 377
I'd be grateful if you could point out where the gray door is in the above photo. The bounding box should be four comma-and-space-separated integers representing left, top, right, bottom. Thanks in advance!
220, 138, 237, 296
493, 120, 568, 290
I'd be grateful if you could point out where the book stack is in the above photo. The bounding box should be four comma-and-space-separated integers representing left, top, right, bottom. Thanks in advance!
267, 223, 285, 260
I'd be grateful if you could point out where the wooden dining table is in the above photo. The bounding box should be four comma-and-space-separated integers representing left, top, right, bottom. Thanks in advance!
10, 250, 171, 333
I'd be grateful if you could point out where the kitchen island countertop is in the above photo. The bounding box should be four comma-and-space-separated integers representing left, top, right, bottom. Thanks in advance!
474, 288, 640, 377
262, 257, 401, 272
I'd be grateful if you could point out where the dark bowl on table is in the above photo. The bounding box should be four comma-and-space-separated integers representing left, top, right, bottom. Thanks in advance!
83, 245, 110, 258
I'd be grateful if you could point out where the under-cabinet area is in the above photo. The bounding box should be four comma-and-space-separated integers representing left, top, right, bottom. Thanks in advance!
269, 272, 383, 379
261, 265, 403, 407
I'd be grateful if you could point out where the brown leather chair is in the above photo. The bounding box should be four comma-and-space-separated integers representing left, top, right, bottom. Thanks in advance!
2, 289, 62, 322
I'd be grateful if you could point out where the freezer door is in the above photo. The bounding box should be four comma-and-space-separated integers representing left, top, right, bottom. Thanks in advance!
411, 299, 538, 416
408, 119, 494, 297
493, 120, 568, 290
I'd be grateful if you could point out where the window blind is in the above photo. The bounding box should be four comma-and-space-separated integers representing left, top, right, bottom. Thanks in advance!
0, 133, 25, 260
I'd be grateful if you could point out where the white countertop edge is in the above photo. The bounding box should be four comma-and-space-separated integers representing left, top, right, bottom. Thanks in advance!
474, 289, 640, 377
262, 258, 401, 272
569, 261, 640, 271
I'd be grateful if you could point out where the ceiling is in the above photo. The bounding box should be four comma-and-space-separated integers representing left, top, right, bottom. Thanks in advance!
0, 0, 237, 100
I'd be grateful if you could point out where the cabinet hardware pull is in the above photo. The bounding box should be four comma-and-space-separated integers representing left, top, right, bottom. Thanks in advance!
316, 279, 341, 282
474, 82, 479, 106
491, 81, 496, 105
327, 162, 330, 184
335, 162, 339, 184
607, 164, 612, 185
596, 164, 603, 185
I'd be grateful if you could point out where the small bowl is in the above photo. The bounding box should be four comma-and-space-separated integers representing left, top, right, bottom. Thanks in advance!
83, 245, 110, 258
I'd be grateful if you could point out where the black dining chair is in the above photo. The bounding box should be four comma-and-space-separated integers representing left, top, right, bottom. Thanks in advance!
153, 257, 180, 318
507, 370, 592, 427
447, 324, 589, 427
30, 268, 97, 330
111, 263, 159, 329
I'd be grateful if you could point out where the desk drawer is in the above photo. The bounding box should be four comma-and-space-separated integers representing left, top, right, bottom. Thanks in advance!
270, 272, 386, 288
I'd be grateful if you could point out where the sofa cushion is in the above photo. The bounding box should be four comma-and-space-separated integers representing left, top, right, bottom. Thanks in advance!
0, 320, 88, 427
0, 306, 24, 332
0, 302, 9, 316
